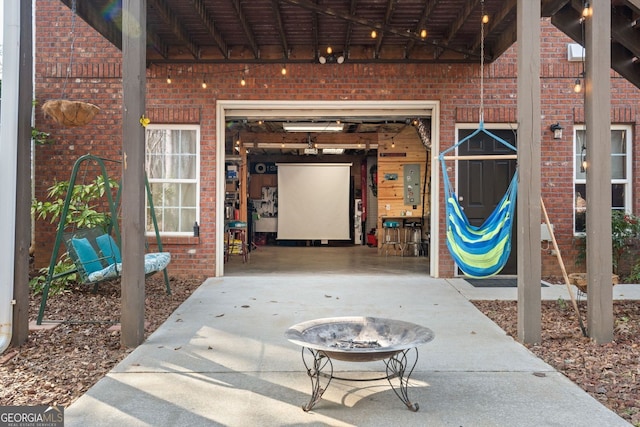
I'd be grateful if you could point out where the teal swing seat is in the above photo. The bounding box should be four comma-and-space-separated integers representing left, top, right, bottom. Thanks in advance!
64, 227, 171, 284
439, 122, 518, 278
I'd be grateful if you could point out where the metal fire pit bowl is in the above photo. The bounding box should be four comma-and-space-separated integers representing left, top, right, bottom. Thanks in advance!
285, 316, 434, 412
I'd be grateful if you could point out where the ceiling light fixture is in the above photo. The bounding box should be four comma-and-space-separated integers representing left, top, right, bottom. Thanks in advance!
283, 122, 345, 132
318, 50, 345, 64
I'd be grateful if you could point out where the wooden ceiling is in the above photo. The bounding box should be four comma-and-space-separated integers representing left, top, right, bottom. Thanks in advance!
58, 0, 640, 154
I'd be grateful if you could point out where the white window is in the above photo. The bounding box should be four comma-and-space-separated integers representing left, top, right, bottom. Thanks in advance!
574, 125, 632, 234
145, 125, 200, 235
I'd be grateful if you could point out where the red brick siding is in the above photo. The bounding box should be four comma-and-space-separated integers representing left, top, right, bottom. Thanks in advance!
34, 1, 640, 278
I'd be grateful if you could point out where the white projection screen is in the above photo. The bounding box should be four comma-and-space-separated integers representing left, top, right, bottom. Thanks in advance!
277, 163, 351, 240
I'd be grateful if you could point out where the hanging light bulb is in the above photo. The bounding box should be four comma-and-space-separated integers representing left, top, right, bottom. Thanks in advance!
240, 74, 246, 86
281, 65, 287, 76
371, 29, 377, 39
201, 78, 207, 89
391, 138, 395, 148
327, 46, 333, 55
166, 67, 172, 84
582, 2, 592, 18
573, 78, 582, 93
482, 14, 489, 24
420, 29, 427, 39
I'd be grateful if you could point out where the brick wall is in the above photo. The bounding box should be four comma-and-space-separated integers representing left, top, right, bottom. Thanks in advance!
34, 0, 640, 278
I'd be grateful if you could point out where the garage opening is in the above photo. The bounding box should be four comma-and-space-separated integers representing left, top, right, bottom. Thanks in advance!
216, 101, 439, 276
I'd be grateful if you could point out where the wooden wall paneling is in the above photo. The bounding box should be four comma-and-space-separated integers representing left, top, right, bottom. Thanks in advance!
376, 126, 430, 252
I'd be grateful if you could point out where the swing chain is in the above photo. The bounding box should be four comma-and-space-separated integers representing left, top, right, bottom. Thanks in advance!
480, 0, 485, 124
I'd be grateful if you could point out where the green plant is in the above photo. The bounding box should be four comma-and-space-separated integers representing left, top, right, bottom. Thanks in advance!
575, 210, 640, 275
29, 254, 77, 295
556, 297, 567, 310
32, 175, 119, 230
31, 175, 119, 293
32, 127, 52, 145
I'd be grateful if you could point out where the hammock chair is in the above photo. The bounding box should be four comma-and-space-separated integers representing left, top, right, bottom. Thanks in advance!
439, 122, 518, 278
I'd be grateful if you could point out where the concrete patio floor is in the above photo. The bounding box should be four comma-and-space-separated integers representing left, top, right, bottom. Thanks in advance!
64, 245, 634, 426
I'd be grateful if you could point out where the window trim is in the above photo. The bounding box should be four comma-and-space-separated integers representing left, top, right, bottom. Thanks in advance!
145, 124, 201, 237
573, 124, 632, 236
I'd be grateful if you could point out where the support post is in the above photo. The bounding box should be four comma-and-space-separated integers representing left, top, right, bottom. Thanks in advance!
121, 0, 147, 348
12, 0, 33, 346
516, 0, 541, 344
585, 0, 613, 343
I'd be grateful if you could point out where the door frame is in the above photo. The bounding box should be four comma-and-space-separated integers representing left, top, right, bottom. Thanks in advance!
216, 100, 441, 276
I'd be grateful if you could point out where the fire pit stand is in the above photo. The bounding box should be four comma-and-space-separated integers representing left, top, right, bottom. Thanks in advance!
300, 346, 420, 412
286, 317, 434, 412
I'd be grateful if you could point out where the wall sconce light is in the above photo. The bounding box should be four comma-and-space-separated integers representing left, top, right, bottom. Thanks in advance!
550, 123, 563, 139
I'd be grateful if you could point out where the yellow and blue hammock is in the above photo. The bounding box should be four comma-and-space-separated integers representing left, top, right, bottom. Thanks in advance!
439, 123, 517, 278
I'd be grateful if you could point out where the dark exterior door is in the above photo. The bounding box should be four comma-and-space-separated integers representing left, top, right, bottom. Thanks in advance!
457, 128, 518, 275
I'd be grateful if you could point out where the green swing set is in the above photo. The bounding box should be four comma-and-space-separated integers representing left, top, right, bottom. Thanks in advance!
36, 154, 171, 325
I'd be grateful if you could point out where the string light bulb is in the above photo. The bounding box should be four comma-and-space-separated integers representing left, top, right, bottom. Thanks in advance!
482, 14, 489, 24
420, 29, 427, 39
573, 78, 582, 93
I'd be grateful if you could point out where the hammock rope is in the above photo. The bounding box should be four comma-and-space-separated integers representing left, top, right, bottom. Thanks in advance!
439, 121, 518, 278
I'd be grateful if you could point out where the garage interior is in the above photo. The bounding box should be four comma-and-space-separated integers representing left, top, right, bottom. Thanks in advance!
222, 114, 433, 272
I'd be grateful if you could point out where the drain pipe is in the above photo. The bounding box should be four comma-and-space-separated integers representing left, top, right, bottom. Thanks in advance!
0, 0, 20, 354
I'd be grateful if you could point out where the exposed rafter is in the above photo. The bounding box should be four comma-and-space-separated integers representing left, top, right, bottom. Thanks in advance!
343, 0, 359, 58
436, 0, 481, 59
280, 0, 481, 58
470, 0, 516, 52
374, 0, 398, 59
231, 0, 260, 58
312, 1, 320, 58
148, 0, 201, 59
191, 0, 229, 58
271, 0, 290, 59
404, 0, 438, 58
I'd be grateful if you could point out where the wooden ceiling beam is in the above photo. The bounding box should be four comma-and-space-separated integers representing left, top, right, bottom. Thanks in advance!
239, 131, 381, 145
280, 0, 480, 59
232, 0, 260, 58
611, 6, 640, 59
343, 0, 358, 58
374, 0, 398, 59
271, 0, 290, 59
437, 0, 481, 59
148, 0, 201, 59
404, 0, 438, 58
191, 0, 229, 58
470, 0, 516, 53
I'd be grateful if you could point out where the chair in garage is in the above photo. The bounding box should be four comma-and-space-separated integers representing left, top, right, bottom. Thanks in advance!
381, 220, 402, 256
226, 220, 248, 263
